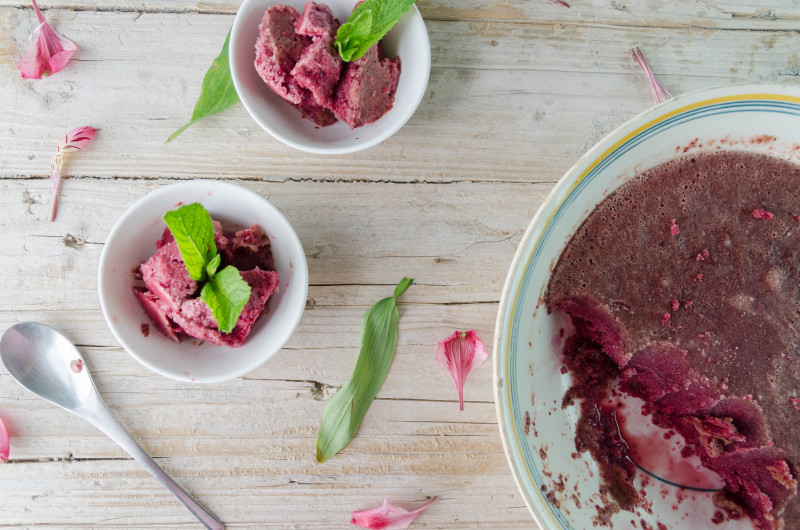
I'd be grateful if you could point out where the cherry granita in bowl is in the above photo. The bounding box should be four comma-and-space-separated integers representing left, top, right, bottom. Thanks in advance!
254, 1, 401, 128
134, 206, 279, 348
547, 151, 800, 530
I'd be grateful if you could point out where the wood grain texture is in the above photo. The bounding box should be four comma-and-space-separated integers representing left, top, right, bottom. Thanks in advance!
3, 7, 800, 184
1, 0, 798, 527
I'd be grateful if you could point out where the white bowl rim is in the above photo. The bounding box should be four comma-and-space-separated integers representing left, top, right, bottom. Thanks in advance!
492, 82, 800, 527
229, 1, 431, 155
98, 180, 309, 383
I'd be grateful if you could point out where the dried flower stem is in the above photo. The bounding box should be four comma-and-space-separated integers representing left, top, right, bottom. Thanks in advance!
631, 47, 672, 104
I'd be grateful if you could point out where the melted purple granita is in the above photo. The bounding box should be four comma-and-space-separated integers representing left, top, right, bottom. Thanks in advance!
547, 152, 800, 529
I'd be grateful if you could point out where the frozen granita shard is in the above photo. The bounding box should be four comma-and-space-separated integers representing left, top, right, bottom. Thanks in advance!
292, 2, 342, 108
333, 43, 400, 129
296, 1, 338, 38
255, 5, 312, 104
226, 224, 276, 272
254, 4, 337, 126
140, 232, 197, 311
679, 398, 770, 458
713, 448, 798, 529
619, 344, 694, 403
133, 289, 181, 342
550, 296, 629, 365
292, 38, 342, 109
253, 1, 403, 128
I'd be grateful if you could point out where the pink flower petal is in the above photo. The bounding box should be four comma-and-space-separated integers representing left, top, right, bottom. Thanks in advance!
0, 416, 9, 462
17, 0, 77, 79
49, 126, 98, 221
351, 497, 437, 530
631, 47, 672, 104
436, 330, 488, 410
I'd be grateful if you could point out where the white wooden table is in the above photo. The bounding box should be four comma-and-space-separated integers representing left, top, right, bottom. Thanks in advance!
1, 1, 798, 527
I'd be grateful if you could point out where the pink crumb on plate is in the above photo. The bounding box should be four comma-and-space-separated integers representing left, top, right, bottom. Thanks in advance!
752, 208, 774, 220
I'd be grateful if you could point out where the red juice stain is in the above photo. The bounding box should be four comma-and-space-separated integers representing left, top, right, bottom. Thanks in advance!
70, 359, 84, 373
141, 323, 150, 337
604, 393, 724, 492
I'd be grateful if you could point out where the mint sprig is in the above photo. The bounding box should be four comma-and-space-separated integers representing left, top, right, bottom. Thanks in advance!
334, 0, 415, 62
200, 266, 252, 335
163, 203, 216, 282
316, 278, 413, 462
163, 203, 251, 334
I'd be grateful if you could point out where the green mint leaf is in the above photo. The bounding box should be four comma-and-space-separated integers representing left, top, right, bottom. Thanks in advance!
334, 10, 374, 62
316, 277, 413, 463
199, 265, 252, 334
207, 253, 221, 278
163, 203, 217, 282
166, 28, 239, 143
334, 0, 415, 62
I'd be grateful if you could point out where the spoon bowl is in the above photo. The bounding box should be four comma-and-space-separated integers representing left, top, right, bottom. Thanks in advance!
0, 322, 93, 410
0, 322, 224, 530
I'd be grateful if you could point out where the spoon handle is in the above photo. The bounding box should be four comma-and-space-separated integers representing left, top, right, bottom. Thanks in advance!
81, 396, 224, 530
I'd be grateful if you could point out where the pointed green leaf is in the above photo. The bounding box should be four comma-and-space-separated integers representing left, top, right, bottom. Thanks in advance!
316, 277, 413, 462
200, 265, 252, 334
163, 203, 217, 282
166, 28, 240, 143
206, 253, 221, 278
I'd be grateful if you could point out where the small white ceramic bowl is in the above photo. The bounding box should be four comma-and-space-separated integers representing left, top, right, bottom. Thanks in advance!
229, 0, 430, 154
494, 84, 800, 529
98, 181, 308, 383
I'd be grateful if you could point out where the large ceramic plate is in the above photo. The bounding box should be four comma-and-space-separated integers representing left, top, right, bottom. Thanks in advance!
494, 84, 800, 529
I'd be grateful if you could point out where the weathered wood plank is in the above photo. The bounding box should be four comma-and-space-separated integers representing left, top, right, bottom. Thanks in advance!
0, 178, 545, 302
0, 177, 534, 526
3, 0, 800, 31
0, 457, 531, 527
2, 9, 798, 184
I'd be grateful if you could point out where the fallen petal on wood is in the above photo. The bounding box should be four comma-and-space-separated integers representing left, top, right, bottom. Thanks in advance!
631, 47, 672, 104
351, 497, 437, 530
17, 0, 77, 79
436, 330, 489, 410
0, 416, 9, 462
49, 126, 98, 221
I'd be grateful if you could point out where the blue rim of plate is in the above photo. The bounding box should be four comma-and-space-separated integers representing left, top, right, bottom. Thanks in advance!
494, 86, 800, 529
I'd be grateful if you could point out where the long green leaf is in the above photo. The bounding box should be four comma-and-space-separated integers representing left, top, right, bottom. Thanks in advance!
166, 28, 239, 143
316, 277, 413, 463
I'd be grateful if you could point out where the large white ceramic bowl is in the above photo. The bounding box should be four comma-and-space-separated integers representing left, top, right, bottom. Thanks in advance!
494, 84, 800, 529
229, 0, 430, 154
99, 180, 308, 384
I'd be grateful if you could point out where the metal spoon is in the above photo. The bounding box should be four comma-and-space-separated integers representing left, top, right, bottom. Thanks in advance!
0, 322, 224, 530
